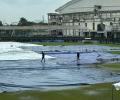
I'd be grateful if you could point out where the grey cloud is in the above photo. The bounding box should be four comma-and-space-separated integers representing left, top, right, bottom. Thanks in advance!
0, 0, 51, 5
0, 0, 70, 23
0, 0, 18, 4
0, 0, 69, 5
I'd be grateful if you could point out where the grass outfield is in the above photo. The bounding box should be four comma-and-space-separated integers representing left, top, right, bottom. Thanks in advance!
100, 63, 120, 72
98, 43, 120, 47
0, 83, 120, 100
33, 42, 85, 46
110, 51, 120, 54
33, 42, 120, 47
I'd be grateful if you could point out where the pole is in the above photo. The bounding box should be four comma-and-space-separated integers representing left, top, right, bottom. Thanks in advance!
112, 84, 114, 100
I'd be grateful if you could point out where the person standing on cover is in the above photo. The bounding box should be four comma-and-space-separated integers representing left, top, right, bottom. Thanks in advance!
77, 52, 80, 65
77, 52, 80, 60
41, 51, 45, 62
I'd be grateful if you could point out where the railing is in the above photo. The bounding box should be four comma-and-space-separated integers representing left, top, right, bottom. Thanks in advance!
0, 25, 48, 30
112, 26, 120, 31
0, 25, 88, 30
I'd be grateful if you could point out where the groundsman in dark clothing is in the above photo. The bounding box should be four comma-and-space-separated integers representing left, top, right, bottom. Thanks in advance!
41, 51, 45, 62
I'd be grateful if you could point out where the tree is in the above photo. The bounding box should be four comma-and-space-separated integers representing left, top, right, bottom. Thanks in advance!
18, 17, 28, 26
17, 17, 48, 26
0, 21, 3, 26
38, 21, 48, 25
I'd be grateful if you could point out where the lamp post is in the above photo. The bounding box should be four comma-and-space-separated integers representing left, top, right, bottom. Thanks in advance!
112, 84, 114, 100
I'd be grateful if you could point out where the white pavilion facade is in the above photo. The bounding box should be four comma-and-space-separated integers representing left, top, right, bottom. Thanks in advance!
48, 0, 120, 41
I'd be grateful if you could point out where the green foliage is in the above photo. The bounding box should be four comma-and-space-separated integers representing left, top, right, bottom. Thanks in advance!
18, 17, 28, 26
0, 21, 3, 26
17, 17, 48, 26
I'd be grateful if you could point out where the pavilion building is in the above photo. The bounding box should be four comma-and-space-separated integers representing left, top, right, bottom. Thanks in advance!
48, 0, 120, 41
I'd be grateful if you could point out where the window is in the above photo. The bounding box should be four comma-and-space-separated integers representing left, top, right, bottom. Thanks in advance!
93, 23, 95, 30
85, 23, 87, 27
110, 22, 113, 26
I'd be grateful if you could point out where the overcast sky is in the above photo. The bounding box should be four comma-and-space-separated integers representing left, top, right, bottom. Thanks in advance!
0, 0, 70, 24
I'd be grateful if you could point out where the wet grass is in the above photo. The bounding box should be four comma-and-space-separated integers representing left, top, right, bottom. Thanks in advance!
33, 42, 120, 47
100, 63, 120, 72
110, 51, 120, 54
0, 83, 120, 100
33, 42, 85, 46
97, 43, 120, 47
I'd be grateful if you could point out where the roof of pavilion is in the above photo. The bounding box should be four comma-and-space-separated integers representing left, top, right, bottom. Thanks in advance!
56, 0, 120, 14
